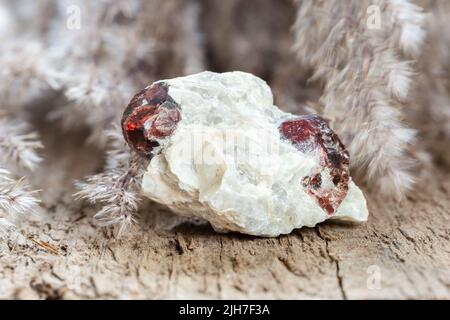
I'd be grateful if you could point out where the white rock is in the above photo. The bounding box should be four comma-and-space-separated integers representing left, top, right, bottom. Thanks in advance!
128, 71, 368, 236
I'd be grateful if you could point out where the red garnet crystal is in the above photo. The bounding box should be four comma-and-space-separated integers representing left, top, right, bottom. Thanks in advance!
279, 115, 350, 214
121, 83, 181, 157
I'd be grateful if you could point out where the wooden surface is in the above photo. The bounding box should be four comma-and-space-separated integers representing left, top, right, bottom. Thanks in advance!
1, 128, 449, 300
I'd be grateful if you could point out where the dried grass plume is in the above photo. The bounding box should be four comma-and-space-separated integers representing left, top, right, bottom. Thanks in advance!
292, 0, 426, 198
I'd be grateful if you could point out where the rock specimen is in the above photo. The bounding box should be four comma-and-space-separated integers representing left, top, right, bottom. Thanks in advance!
122, 71, 368, 236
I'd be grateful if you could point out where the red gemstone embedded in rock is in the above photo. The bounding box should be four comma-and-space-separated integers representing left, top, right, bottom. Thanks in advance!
280, 115, 350, 214
150, 107, 181, 138
121, 83, 181, 157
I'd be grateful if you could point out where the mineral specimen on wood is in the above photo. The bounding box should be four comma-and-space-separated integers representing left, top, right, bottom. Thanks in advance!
122, 71, 368, 236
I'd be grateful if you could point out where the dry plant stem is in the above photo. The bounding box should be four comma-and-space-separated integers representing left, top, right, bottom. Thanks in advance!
0, 118, 43, 171
107, 152, 146, 224
0, 115, 42, 238
75, 143, 146, 233
292, 0, 426, 198
0, 170, 41, 239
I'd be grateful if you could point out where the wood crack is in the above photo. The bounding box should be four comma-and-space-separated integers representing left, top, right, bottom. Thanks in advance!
315, 226, 347, 300
217, 237, 224, 297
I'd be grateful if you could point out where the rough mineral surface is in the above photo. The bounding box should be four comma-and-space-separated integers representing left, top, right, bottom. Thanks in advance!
122, 71, 368, 236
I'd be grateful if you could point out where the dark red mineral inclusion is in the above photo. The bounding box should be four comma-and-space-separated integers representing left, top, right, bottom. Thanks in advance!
121, 83, 181, 157
280, 115, 350, 214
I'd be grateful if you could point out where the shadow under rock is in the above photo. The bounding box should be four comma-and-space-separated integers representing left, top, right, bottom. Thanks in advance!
139, 201, 350, 242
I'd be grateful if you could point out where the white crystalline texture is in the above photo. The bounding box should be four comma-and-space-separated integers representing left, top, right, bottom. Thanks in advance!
124, 71, 368, 236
